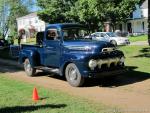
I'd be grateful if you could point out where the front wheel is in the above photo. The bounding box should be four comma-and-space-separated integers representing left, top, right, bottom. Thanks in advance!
24, 58, 36, 76
65, 63, 84, 87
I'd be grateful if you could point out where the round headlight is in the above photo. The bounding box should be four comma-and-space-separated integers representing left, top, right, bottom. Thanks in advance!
89, 59, 97, 69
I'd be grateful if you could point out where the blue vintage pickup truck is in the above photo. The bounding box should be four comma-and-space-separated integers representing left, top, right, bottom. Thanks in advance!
19, 23, 125, 87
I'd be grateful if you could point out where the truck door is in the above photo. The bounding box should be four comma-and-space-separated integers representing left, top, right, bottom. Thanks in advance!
43, 28, 61, 67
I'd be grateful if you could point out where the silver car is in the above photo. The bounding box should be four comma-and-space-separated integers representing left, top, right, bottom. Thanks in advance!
91, 32, 130, 46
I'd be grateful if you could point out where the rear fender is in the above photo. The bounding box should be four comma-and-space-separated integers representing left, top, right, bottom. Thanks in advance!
19, 50, 40, 67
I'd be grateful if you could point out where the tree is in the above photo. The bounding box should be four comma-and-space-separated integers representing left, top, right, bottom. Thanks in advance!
37, 0, 77, 23
69, 0, 106, 32
37, 0, 142, 31
148, 20, 150, 46
100, 0, 141, 31
37, 0, 104, 31
0, 0, 32, 38
7, 0, 29, 37
0, 0, 9, 38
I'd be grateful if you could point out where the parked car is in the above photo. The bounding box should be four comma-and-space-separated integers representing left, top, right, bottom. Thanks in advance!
19, 23, 126, 87
91, 32, 130, 46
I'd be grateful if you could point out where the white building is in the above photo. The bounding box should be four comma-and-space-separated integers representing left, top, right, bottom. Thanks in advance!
16, 12, 46, 38
116, 0, 148, 35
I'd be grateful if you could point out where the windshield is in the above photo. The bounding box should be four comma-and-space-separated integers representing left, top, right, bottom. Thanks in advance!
62, 27, 91, 41
106, 32, 117, 37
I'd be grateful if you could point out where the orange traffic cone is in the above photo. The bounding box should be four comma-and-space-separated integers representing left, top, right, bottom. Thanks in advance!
32, 87, 39, 101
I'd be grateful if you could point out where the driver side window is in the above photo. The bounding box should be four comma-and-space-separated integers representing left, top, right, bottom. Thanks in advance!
46, 29, 59, 40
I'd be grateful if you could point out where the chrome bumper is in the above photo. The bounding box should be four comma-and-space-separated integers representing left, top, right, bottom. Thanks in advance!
89, 57, 125, 70
89, 67, 126, 78
97, 57, 121, 68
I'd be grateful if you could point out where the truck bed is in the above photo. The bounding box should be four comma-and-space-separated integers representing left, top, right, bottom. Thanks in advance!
21, 44, 42, 50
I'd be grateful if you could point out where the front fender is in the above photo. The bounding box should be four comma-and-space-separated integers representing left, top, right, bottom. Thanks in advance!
60, 53, 89, 76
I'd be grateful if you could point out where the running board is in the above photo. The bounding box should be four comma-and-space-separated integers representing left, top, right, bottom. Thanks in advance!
35, 66, 60, 74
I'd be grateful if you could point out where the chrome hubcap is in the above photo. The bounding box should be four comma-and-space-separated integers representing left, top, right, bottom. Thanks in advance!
26, 63, 31, 73
68, 67, 77, 81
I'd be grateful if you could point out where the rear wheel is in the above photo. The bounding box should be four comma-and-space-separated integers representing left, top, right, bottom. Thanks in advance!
24, 58, 36, 76
65, 63, 84, 87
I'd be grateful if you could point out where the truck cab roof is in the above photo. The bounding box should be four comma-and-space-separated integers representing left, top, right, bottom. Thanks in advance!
46, 23, 85, 29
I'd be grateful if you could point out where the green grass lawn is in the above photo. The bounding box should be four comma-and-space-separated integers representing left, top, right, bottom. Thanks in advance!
128, 35, 148, 42
119, 45, 150, 74
0, 75, 119, 113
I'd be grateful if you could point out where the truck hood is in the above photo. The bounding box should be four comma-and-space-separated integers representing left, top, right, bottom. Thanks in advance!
63, 40, 115, 53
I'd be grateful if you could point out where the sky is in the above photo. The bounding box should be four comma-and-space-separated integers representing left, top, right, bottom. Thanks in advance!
28, 0, 40, 12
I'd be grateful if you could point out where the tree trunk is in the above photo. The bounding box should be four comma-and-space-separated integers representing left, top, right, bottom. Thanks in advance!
148, 24, 150, 46
148, 34, 150, 46
112, 23, 116, 32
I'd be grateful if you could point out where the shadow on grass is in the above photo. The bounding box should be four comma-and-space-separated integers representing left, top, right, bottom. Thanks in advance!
0, 104, 66, 113
133, 47, 150, 58
83, 66, 150, 87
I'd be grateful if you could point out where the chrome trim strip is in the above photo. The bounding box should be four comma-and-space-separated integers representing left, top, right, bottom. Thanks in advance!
102, 47, 116, 52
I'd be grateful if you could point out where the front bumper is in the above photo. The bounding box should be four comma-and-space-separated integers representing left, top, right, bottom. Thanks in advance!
88, 67, 126, 78
81, 66, 126, 78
